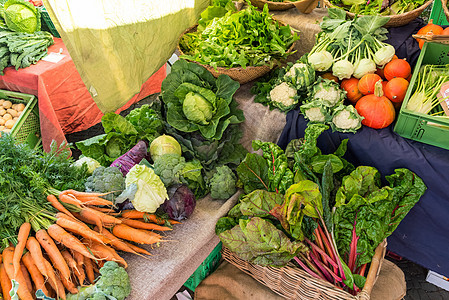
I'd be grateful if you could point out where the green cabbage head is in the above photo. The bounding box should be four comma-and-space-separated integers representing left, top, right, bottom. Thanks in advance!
161, 59, 244, 140
2, 0, 41, 33
183, 91, 215, 125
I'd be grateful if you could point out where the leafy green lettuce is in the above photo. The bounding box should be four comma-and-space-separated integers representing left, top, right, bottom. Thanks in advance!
76, 104, 163, 166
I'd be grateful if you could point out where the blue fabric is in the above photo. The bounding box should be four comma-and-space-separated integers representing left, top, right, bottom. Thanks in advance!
276, 19, 449, 275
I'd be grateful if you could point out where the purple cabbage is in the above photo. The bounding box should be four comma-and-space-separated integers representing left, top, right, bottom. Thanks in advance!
162, 184, 196, 221
110, 140, 147, 176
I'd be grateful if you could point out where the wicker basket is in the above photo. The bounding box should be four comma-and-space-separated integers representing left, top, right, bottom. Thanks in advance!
442, 0, 449, 23
222, 239, 387, 300
177, 24, 295, 84
250, 0, 319, 13
323, 0, 433, 27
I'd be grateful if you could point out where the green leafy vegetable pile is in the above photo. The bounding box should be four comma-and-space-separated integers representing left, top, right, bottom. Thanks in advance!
329, 0, 427, 16
0, 29, 53, 74
217, 123, 426, 293
76, 104, 164, 166
179, 1, 299, 69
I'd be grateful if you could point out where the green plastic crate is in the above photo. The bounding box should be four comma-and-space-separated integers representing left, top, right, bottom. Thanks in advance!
184, 242, 222, 291
1, 90, 41, 149
39, 6, 61, 38
430, 0, 449, 26
394, 42, 449, 150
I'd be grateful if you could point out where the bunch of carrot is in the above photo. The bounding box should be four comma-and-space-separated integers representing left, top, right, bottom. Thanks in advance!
0, 189, 179, 300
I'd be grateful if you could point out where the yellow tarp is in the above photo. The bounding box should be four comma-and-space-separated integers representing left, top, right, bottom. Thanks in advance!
42, 0, 209, 113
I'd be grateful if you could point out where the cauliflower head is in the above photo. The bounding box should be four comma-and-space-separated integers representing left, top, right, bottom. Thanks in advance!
209, 165, 237, 200
85, 166, 125, 201
310, 78, 345, 108
331, 105, 363, 133
269, 82, 298, 112
300, 100, 331, 123
153, 153, 186, 187
284, 61, 316, 92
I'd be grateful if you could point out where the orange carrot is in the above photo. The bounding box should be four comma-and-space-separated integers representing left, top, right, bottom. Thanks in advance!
93, 227, 139, 255
47, 194, 76, 219
2, 247, 33, 300
112, 224, 162, 244
47, 224, 98, 261
59, 272, 78, 294
56, 215, 108, 244
90, 206, 120, 215
0, 263, 12, 300
22, 252, 48, 296
82, 207, 122, 225
25, 237, 48, 279
13, 222, 31, 278
72, 195, 114, 207
60, 250, 79, 275
119, 218, 172, 231
35, 229, 71, 280
60, 189, 112, 198
59, 194, 82, 208
122, 241, 152, 256
68, 250, 87, 286
43, 259, 65, 300
121, 210, 165, 224
86, 241, 127, 268
20, 263, 32, 293
83, 257, 95, 285
70, 250, 84, 268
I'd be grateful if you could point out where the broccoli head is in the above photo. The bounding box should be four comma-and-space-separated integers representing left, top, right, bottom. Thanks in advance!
85, 166, 125, 201
209, 165, 237, 200
67, 261, 131, 300
153, 153, 186, 187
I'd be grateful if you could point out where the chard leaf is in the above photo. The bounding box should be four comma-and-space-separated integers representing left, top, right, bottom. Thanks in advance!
236, 153, 270, 194
219, 224, 254, 261
239, 190, 284, 218
251, 140, 294, 194
310, 154, 344, 174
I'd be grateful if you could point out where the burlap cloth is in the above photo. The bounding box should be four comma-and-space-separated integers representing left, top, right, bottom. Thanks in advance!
195, 260, 406, 300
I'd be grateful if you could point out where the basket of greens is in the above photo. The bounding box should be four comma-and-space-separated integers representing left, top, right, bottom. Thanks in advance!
323, 0, 433, 27
178, 1, 299, 84
216, 123, 427, 299
249, 0, 319, 12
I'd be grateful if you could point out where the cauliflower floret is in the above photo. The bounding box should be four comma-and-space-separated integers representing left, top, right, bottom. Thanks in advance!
285, 63, 308, 78
331, 105, 363, 133
269, 82, 297, 107
313, 83, 342, 106
305, 107, 326, 122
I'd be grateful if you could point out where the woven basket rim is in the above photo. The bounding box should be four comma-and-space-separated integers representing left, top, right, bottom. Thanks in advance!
323, 0, 433, 24
221, 239, 387, 300
177, 20, 295, 72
